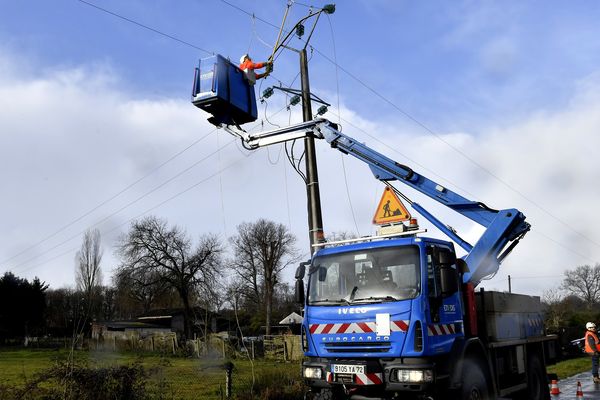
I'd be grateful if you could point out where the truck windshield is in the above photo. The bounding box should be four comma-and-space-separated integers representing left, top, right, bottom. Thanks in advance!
308, 246, 420, 305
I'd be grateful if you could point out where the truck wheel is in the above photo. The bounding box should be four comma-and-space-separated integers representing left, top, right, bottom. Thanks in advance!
460, 361, 489, 400
311, 388, 339, 400
525, 355, 550, 400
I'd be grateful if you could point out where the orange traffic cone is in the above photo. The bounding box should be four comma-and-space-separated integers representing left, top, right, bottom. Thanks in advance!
550, 379, 560, 395
576, 381, 584, 398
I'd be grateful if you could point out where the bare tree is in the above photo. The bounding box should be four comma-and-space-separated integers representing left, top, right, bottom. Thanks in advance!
114, 267, 166, 314
230, 219, 298, 335
116, 216, 222, 339
326, 231, 358, 242
75, 229, 103, 298
542, 288, 570, 332
561, 264, 600, 308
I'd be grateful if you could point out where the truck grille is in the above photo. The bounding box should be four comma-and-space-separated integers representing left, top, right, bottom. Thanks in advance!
324, 342, 392, 353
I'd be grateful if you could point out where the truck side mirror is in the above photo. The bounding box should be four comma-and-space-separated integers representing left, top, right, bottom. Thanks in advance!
440, 266, 458, 297
295, 261, 309, 279
295, 278, 305, 304
456, 259, 469, 274
438, 250, 456, 265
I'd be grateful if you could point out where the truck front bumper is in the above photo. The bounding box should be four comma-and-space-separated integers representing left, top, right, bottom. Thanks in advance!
303, 358, 442, 394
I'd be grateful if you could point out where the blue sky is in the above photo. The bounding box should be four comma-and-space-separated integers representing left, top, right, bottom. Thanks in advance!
2, 0, 600, 297
5, 1, 600, 126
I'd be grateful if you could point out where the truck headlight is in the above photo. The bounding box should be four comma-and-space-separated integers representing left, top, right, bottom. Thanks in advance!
396, 369, 433, 383
303, 367, 323, 379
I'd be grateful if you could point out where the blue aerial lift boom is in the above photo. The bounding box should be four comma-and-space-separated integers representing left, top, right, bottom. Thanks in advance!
223, 118, 530, 286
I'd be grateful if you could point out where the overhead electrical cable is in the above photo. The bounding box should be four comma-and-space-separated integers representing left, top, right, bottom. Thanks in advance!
311, 47, 600, 250
73, 0, 598, 272
15, 151, 257, 275
0, 128, 217, 266
216, 130, 228, 233
9, 101, 293, 275
217, 0, 600, 252
77, 0, 214, 55
8, 2, 309, 275
326, 13, 360, 236
8, 138, 238, 272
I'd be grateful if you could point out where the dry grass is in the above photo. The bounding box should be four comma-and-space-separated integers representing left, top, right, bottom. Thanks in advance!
0, 348, 304, 400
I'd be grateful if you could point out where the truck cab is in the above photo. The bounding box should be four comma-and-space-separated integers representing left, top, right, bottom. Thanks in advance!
299, 230, 470, 398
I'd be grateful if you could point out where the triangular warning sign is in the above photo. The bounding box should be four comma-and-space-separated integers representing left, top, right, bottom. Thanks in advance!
373, 187, 411, 225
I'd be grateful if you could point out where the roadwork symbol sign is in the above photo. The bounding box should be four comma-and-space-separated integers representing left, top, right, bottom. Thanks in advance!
373, 187, 411, 225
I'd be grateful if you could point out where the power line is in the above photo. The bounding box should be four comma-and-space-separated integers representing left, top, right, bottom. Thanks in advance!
217, 0, 600, 253
77, 0, 214, 55
312, 48, 600, 250
1, 129, 216, 266
70, 0, 599, 266
8, 138, 238, 273
16, 150, 256, 276
326, 13, 359, 236
78, 0, 599, 252
10, 101, 295, 276
6, 3, 305, 276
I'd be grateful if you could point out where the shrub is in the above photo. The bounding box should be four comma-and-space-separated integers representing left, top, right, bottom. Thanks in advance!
234, 363, 305, 400
10, 361, 153, 400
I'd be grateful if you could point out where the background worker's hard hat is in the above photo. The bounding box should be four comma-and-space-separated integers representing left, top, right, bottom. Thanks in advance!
240, 54, 249, 64
587, 322, 596, 330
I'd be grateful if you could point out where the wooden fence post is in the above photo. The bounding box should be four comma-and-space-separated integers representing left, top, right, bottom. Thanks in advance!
224, 362, 233, 400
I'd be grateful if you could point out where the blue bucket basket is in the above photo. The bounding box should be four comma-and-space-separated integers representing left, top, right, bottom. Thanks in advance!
191, 54, 258, 126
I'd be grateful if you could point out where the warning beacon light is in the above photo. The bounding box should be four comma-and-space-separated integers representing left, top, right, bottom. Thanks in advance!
191, 54, 258, 126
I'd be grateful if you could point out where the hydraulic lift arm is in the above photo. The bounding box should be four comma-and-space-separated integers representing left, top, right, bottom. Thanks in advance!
223, 119, 530, 285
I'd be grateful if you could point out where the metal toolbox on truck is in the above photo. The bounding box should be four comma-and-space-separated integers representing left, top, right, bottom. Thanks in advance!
475, 291, 544, 341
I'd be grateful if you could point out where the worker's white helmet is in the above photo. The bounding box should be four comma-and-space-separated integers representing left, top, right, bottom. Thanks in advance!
240, 54, 249, 64
587, 322, 597, 330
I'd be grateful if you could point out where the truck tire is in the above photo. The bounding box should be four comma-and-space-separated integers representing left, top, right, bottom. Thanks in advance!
460, 360, 490, 400
311, 388, 337, 400
525, 355, 550, 400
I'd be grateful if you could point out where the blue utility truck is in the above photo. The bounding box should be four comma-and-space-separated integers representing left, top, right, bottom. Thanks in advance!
190, 61, 557, 399
219, 119, 557, 400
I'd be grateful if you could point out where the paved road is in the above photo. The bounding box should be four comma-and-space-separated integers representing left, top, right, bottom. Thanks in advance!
549, 372, 600, 399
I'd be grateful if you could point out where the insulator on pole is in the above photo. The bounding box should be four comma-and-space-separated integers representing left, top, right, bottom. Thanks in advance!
262, 87, 274, 99
323, 4, 335, 14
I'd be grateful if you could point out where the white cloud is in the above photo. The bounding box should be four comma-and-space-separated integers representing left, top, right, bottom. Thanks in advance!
1, 47, 600, 298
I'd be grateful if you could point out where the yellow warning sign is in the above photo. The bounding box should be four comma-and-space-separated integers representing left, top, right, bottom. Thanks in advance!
372, 187, 411, 225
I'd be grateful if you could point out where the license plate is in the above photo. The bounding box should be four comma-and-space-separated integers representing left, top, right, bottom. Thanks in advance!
331, 364, 365, 374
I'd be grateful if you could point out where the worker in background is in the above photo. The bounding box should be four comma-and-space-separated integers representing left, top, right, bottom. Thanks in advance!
239, 54, 272, 85
585, 322, 600, 383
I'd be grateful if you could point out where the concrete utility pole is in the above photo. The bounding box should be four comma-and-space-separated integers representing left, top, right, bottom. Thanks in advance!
300, 48, 325, 253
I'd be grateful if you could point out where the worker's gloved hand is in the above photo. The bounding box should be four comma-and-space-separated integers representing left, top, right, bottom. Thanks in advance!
266, 61, 273, 73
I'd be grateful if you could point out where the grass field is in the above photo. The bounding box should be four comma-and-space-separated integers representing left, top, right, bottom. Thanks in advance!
0, 348, 303, 399
0, 348, 592, 399
547, 356, 591, 380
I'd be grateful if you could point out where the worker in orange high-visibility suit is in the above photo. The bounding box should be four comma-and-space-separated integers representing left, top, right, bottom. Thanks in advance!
239, 54, 272, 85
585, 322, 600, 383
